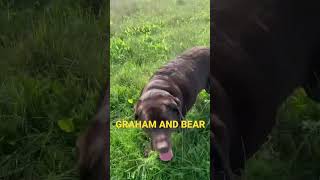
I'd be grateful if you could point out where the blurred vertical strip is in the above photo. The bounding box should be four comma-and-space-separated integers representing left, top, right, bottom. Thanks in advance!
0, 0, 110, 179
106, 0, 110, 178
210, 0, 214, 179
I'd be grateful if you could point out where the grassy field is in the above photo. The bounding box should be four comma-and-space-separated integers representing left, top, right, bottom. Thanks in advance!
110, 0, 210, 179
0, 0, 108, 179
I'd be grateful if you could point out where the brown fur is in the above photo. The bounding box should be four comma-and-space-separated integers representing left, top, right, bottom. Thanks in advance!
76, 89, 109, 180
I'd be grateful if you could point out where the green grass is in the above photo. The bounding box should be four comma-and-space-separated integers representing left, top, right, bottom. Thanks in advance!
110, 0, 210, 179
245, 89, 320, 180
0, 0, 108, 179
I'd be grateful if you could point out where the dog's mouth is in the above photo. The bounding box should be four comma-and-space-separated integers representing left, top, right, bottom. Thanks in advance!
159, 148, 173, 161
152, 133, 173, 161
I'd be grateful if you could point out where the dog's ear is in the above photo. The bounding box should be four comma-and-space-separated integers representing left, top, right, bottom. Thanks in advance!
170, 97, 184, 121
134, 99, 141, 119
134, 99, 140, 112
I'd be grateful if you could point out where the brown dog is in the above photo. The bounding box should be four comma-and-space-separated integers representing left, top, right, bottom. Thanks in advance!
212, 0, 320, 178
76, 88, 109, 180
210, 76, 237, 179
134, 46, 210, 161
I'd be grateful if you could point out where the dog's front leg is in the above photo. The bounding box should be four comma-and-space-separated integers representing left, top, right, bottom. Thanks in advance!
211, 114, 237, 180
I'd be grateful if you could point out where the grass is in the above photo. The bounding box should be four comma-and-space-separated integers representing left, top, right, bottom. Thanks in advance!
110, 0, 210, 179
245, 89, 320, 180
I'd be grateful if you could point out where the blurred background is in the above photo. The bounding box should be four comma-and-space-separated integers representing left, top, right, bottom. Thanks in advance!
0, 0, 108, 179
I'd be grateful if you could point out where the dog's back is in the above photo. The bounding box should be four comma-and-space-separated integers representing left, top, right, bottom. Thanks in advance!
146, 46, 210, 113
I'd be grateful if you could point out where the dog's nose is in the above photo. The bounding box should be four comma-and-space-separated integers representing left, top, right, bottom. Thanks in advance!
156, 141, 169, 153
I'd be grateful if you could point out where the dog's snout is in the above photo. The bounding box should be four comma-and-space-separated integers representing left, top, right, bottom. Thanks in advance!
152, 133, 171, 153
156, 140, 169, 153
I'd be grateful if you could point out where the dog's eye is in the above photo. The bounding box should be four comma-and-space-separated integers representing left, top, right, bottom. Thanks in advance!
167, 103, 177, 110
171, 107, 179, 114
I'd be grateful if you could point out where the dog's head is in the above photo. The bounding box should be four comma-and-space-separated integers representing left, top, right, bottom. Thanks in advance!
134, 90, 183, 161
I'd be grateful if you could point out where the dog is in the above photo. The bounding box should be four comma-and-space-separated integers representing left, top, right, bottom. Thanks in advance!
134, 46, 210, 161
210, 76, 238, 180
212, 0, 320, 179
76, 87, 109, 180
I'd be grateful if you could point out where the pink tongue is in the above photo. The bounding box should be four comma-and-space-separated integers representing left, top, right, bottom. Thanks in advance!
159, 149, 173, 161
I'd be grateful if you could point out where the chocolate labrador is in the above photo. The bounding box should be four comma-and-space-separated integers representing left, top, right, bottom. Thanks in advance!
134, 46, 210, 161
76, 87, 109, 180
211, 0, 320, 179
